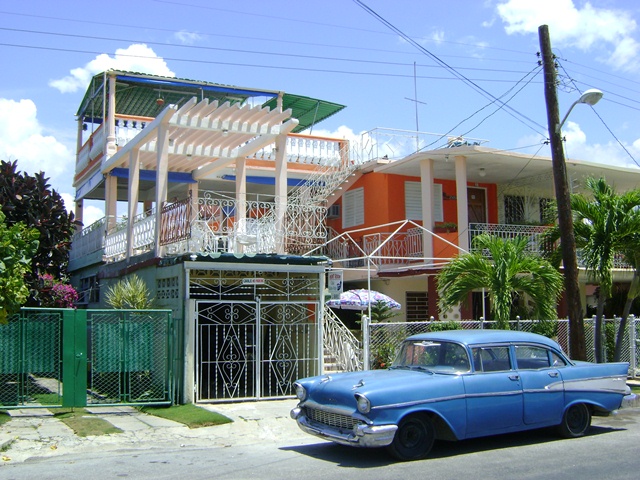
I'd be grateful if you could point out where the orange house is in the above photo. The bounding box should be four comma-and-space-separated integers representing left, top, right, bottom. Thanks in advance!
324, 143, 639, 323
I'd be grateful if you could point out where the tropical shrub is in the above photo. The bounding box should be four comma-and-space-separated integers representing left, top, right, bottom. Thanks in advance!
105, 275, 155, 309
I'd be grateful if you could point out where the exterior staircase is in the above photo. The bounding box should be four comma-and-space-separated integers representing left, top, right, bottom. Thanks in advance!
323, 307, 363, 373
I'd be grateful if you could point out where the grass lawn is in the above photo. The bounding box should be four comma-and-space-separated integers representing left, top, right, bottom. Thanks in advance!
138, 404, 233, 428
0, 411, 10, 428
55, 409, 123, 437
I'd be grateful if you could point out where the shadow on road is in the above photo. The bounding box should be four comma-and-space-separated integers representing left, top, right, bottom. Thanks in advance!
281, 424, 625, 466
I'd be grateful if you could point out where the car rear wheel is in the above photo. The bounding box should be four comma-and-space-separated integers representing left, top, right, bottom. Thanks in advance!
387, 414, 435, 461
558, 403, 591, 438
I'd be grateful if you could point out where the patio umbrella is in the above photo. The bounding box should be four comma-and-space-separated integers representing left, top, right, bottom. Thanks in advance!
326, 289, 401, 310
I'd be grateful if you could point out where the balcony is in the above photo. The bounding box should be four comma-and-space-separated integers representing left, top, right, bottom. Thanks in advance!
69, 192, 329, 265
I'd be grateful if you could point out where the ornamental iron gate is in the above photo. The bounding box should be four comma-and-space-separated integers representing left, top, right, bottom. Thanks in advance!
191, 267, 323, 402
196, 300, 319, 402
0, 308, 173, 409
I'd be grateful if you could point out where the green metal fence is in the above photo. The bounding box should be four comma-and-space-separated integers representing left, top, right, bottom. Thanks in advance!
0, 308, 173, 409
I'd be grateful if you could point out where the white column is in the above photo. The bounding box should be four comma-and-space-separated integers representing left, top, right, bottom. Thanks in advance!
105, 173, 118, 233
420, 158, 434, 261
274, 133, 288, 255
454, 155, 469, 252
126, 148, 140, 260
188, 182, 199, 223
235, 156, 247, 253
155, 124, 169, 257
105, 74, 117, 159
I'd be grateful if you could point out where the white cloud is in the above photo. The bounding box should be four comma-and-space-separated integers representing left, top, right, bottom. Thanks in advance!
0, 98, 74, 192
174, 30, 205, 45
496, 0, 640, 71
49, 44, 176, 93
556, 122, 640, 170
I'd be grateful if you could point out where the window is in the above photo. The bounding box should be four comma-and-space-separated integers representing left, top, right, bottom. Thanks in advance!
405, 182, 443, 222
472, 346, 512, 372
504, 195, 525, 224
342, 188, 364, 229
78, 275, 99, 304
393, 340, 470, 373
406, 291, 428, 321
515, 345, 551, 369
514, 345, 567, 369
539, 198, 553, 224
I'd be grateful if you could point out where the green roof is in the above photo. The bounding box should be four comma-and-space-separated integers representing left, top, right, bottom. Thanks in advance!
77, 71, 345, 132
263, 95, 346, 133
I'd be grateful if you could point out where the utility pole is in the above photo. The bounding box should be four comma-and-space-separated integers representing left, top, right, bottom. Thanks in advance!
538, 24, 586, 361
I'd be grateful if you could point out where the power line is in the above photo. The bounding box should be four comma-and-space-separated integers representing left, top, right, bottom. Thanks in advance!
558, 60, 639, 168
0, 26, 537, 78
0, 9, 535, 62
0, 41, 546, 84
352, 0, 546, 135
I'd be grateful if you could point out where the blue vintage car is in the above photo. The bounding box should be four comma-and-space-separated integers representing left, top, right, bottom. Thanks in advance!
291, 330, 632, 461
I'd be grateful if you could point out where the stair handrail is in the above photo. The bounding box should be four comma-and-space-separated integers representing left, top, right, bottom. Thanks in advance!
323, 307, 363, 372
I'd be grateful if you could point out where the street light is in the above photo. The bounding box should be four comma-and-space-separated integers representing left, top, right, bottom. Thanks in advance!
548, 87, 604, 361
539, 22, 603, 362
557, 89, 604, 133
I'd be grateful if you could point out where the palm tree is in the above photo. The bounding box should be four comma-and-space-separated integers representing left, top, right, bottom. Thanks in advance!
569, 178, 640, 362
437, 234, 564, 329
613, 212, 640, 361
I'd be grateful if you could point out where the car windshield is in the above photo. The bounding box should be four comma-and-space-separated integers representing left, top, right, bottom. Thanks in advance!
391, 340, 471, 373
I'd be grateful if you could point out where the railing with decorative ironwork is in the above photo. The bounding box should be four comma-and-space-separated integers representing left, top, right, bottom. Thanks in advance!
469, 223, 551, 255
323, 307, 363, 372
287, 135, 359, 206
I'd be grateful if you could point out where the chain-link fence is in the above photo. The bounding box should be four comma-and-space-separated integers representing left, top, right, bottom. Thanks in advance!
368, 316, 639, 377
0, 308, 173, 409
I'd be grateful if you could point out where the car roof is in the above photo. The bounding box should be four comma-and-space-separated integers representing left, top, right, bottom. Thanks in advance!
406, 329, 561, 349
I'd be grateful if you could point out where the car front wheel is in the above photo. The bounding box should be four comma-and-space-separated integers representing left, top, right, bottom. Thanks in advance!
387, 414, 435, 461
558, 403, 592, 438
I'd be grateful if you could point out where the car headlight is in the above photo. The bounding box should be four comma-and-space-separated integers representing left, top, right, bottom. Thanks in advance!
355, 393, 370, 414
294, 383, 307, 401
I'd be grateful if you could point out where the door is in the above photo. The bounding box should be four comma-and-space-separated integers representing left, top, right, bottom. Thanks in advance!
464, 345, 523, 436
260, 301, 319, 398
468, 187, 487, 224
514, 345, 565, 425
196, 301, 257, 401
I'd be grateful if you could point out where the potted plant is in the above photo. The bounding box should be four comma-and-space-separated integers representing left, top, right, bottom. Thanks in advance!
434, 222, 458, 233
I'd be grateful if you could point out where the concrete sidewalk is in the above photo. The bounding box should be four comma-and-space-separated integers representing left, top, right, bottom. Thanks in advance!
0, 400, 305, 464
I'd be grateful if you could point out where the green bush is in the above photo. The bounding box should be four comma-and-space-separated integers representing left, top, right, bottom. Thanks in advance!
428, 320, 462, 332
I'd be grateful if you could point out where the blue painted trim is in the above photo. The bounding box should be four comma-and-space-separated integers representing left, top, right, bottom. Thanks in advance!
220, 174, 307, 187
111, 168, 197, 184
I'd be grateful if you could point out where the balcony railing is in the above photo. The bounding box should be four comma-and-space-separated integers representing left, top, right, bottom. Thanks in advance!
78, 193, 328, 263
69, 217, 106, 263
469, 223, 551, 255
76, 121, 351, 181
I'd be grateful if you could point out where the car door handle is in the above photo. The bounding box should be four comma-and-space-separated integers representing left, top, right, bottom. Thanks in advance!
548, 372, 559, 378
508, 375, 520, 381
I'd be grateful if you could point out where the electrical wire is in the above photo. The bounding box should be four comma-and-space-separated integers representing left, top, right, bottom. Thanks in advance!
352, 0, 546, 136
558, 61, 639, 168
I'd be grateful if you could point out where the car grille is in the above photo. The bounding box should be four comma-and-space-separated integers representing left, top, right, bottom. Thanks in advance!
306, 407, 363, 430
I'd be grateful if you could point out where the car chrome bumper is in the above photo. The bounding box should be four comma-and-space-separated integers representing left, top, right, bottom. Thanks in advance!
290, 407, 397, 448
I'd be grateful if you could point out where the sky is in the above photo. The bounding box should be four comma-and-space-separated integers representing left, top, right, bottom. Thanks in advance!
1, 0, 640, 226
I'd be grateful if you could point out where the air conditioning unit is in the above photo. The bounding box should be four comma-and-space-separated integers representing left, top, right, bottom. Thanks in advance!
327, 204, 340, 219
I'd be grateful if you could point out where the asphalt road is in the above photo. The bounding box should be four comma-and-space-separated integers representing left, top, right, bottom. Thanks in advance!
2, 409, 639, 480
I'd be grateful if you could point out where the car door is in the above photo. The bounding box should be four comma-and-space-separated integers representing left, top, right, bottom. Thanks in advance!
463, 345, 523, 437
514, 344, 566, 426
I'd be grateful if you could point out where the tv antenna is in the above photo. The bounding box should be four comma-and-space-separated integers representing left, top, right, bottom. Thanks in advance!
404, 62, 427, 151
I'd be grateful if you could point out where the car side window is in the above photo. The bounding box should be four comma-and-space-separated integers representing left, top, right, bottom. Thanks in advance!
550, 351, 567, 367
472, 346, 511, 372
515, 345, 551, 369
